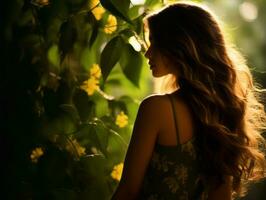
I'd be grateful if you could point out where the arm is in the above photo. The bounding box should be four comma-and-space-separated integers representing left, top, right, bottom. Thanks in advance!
111, 96, 161, 200
207, 175, 233, 200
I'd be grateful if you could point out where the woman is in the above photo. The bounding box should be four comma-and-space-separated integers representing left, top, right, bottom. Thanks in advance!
111, 2, 266, 200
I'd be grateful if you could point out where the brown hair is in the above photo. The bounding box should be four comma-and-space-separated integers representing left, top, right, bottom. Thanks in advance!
144, 2, 266, 198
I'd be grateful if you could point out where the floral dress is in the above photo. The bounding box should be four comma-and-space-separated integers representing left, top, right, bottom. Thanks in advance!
138, 93, 209, 200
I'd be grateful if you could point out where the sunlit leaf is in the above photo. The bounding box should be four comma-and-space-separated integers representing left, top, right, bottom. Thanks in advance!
145, 0, 158, 7
105, 78, 121, 86
81, 47, 97, 71
100, 36, 125, 82
119, 44, 143, 87
128, 5, 145, 20
47, 44, 60, 67
91, 93, 109, 117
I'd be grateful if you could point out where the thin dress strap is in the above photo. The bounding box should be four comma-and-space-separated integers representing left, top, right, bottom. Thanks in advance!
167, 94, 180, 146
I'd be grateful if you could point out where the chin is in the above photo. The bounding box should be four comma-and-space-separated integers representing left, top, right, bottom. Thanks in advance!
152, 71, 167, 78
153, 74, 162, 78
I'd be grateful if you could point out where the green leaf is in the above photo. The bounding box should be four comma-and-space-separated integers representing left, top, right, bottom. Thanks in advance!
132, 16, 143, 35
92, 93, 109, 118
119, 28, 135, 39
73, 89, 96, 122
17, 9, 33, 27
80, 155, 109, 199
108, 99, 128, 117
119, 95, 139, 124
90, 123, 109, 157
81, 47, 97, 71
47, 44, 60, 67
100, 36, 125, 82
87, 12, 99, 48
128, 5, 145, 20
119, 44, 143, 87
59, 104, 80, 124
105, 78, 121, 86
110, 0, 130, 15
59, 20, 77, 62
106, 127, 128, 155
98, 116, 128, 153
145, 0, 159, 7
100, 0, 132, 24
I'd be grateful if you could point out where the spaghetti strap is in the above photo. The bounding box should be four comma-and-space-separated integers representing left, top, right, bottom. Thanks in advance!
167, 94, 180, 146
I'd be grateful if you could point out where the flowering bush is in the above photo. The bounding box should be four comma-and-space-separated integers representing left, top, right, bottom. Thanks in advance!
1, 0, 156, 199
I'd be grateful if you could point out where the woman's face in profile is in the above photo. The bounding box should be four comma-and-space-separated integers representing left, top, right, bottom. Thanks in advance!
144, 33, 173, 77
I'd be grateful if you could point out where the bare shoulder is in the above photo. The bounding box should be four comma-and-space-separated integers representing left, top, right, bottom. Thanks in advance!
135, 94, 170, 131
141, 92, 186, 110
140, 93, 169, 108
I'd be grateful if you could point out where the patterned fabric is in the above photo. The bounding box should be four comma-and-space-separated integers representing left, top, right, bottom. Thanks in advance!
138, 93, 209, 200
138, 137, 208, 200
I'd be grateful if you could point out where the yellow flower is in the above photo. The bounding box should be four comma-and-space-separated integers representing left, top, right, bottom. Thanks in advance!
104, 15, 117, 34
90, 64, 101, 79
66, 137, 86, 157
115, 111, 128, 128
30, 147, 44, 163
80, 77, 99, 95
89, 0, 100, 8
89, 0, 105, 20
92, 7, 105, 20
111, 163, 123, 181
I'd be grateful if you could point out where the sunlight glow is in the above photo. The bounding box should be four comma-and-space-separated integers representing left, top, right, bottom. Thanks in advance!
131, 0, 145, 5
128, 36, 142, 52
239, 1, 258, 22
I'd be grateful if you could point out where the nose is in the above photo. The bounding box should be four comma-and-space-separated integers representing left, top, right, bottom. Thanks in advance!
144, 47, 151, 59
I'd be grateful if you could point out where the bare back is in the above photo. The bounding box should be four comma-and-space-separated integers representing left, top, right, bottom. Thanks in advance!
156, 90, 195, 146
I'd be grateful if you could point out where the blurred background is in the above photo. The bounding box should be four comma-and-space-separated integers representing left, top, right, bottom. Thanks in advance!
0, 0, 265, 199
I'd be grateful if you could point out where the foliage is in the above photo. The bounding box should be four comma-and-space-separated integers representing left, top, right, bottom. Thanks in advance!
0, 0, 153, 199
1, 0, 265, 199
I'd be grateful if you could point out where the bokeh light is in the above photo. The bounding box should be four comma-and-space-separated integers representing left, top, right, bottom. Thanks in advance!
239, 1, 258, 22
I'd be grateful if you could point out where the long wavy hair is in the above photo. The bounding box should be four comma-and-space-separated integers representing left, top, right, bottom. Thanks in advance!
144, 2, 266, 198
